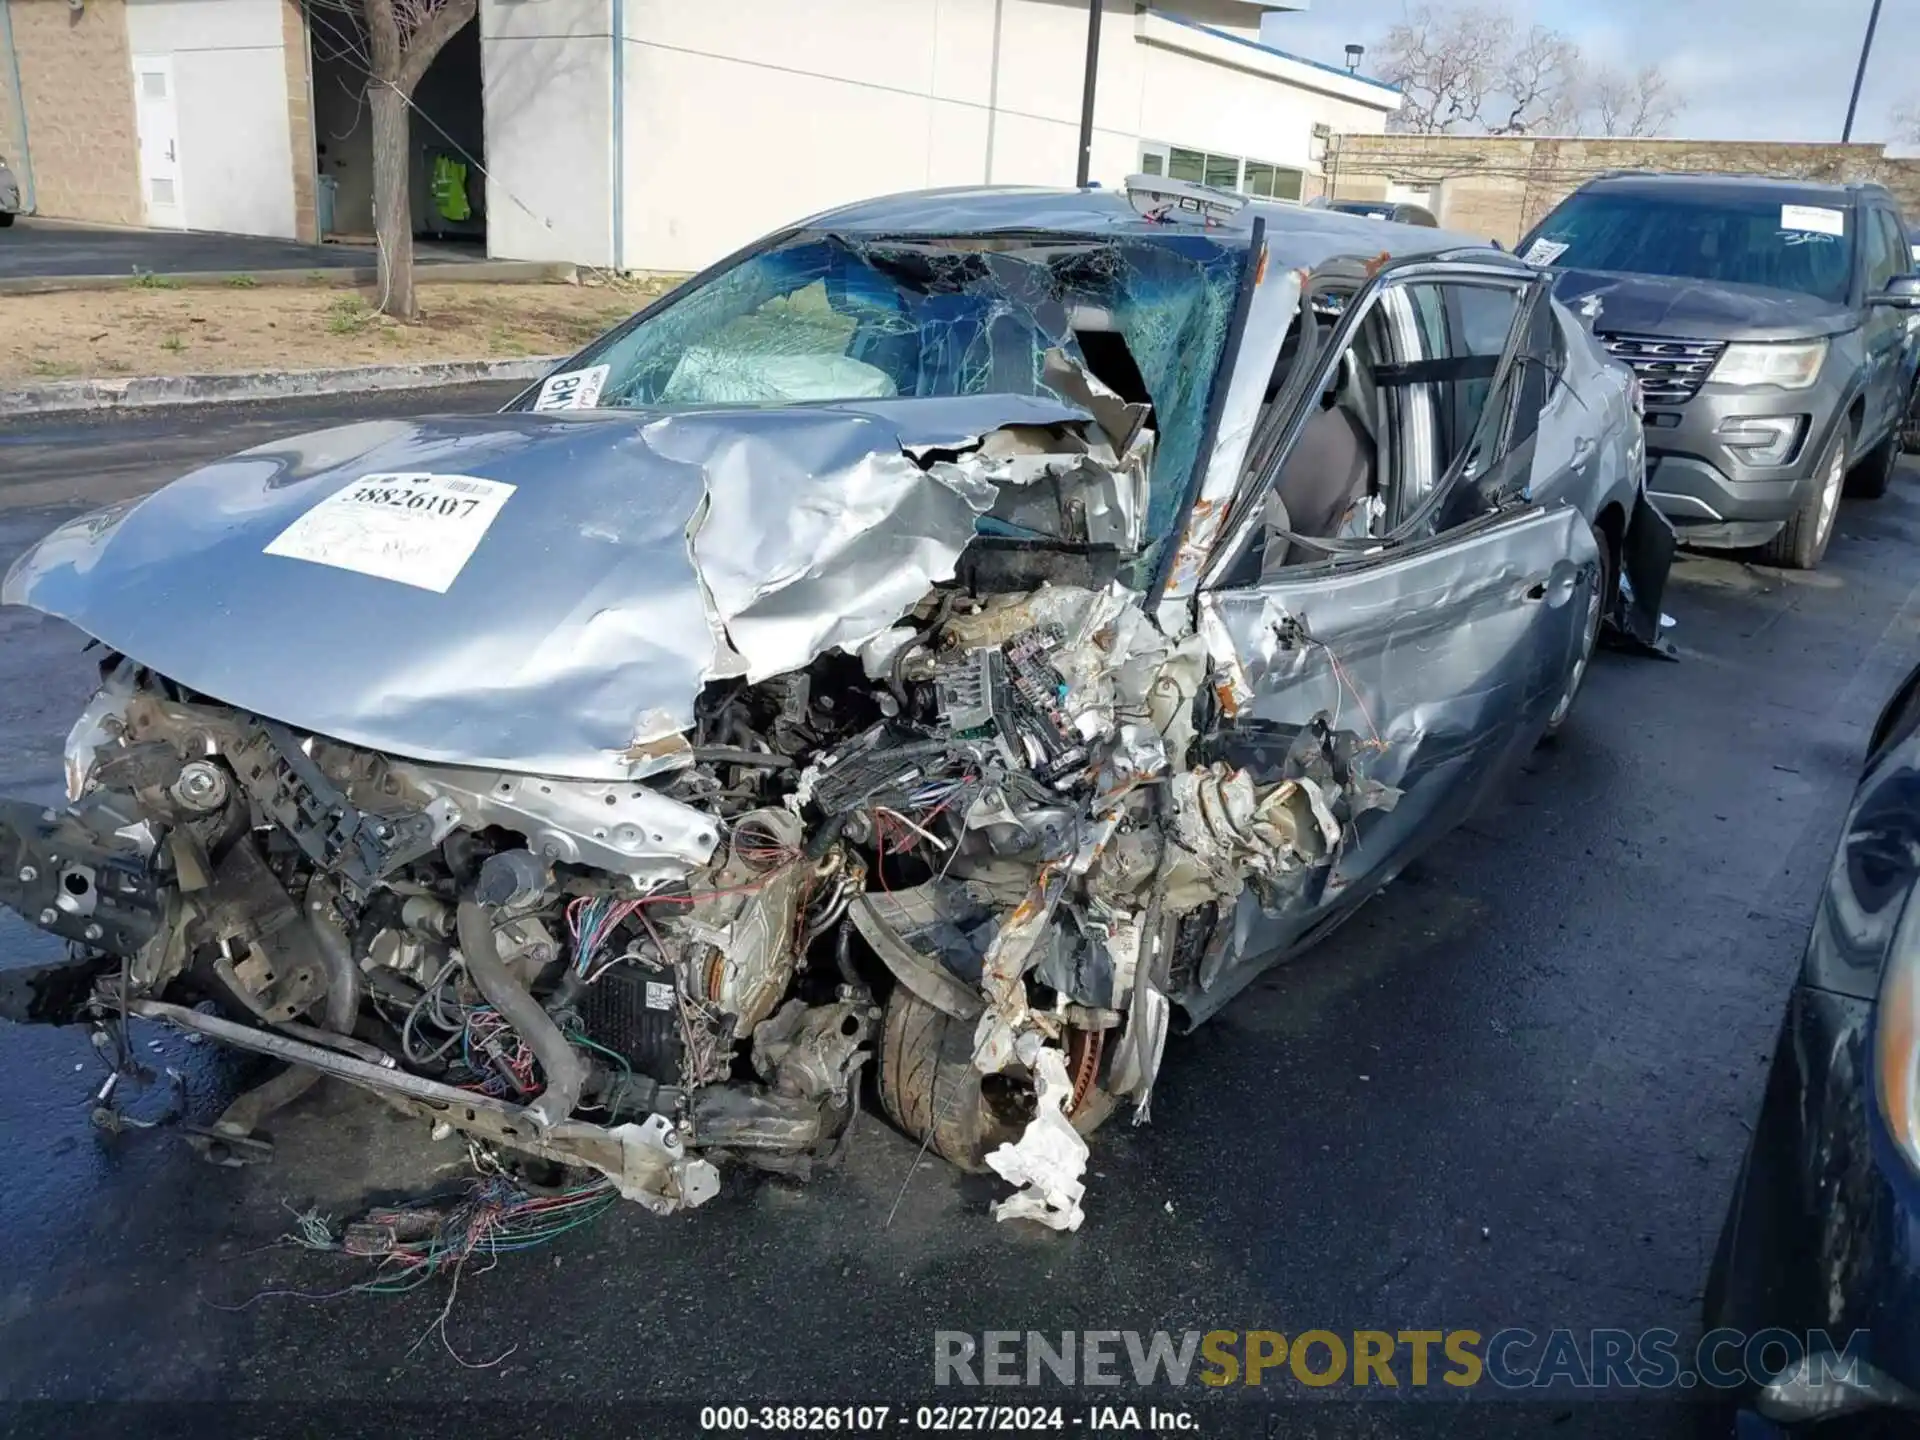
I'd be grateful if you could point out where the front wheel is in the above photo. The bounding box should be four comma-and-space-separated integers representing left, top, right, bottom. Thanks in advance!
1759, 423, 1848, 570
0, 212, 14, 229
1543, 522, 1612, 739
1848, 423, 1900, 500
876, 987, 1028, 1172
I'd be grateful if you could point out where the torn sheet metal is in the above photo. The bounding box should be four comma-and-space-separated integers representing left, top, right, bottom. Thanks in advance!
3, 399, 1107, 781
986, 1040, 1089, 1232
1163, 764, 1340, 910
1181, 505, 1596, 1023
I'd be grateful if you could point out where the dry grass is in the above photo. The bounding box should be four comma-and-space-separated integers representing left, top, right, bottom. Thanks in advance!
0, 275, 682, 384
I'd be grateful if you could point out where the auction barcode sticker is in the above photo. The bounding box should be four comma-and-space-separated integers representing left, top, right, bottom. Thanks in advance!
263, 471, 516, 593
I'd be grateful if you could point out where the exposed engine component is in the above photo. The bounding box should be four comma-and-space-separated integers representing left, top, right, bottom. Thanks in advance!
3, 409, 1396, 1227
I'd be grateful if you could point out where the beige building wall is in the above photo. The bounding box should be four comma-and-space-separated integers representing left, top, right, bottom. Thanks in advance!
6, 0, 142, 224
1326, 133, 1920, 246
280, 0, 316, 241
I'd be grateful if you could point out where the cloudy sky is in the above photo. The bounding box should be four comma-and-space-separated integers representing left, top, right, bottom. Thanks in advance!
1258, 1, 1915, 143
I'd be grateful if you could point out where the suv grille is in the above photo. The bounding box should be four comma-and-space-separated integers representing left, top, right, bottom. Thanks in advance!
1596, 333, 1727, 406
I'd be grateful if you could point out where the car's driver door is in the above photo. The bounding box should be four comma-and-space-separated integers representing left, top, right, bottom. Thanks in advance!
1178, 261, 1598, 1021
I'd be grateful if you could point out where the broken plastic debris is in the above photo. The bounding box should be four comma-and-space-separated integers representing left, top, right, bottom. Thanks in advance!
986, 1045, 1089, 1232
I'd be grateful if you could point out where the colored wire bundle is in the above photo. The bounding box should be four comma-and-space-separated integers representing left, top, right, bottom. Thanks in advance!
272, 1173, 620, 1367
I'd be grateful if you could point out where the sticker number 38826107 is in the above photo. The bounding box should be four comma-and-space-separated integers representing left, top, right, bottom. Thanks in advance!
263, 471, 517, 593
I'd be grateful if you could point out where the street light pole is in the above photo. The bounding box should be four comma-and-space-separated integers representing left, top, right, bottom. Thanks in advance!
1075, 0, 1104, 187
1842, 0, 1884, 143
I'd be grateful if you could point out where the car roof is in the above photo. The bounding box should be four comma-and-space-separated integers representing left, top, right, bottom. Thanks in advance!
800, 184, 1511, 273
1578, 171, 1893, 207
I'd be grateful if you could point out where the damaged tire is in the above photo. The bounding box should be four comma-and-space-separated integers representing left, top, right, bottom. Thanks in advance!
877, 987, 1028, 1173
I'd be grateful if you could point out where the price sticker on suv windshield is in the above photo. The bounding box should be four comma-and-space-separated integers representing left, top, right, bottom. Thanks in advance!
1780, 204, 1845, 237
263, 472, 516, 593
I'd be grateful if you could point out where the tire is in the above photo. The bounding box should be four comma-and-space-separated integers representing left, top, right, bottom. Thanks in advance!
876, 986, 1027, 1173
1847, 423, 1900, 500
0, 212, 13, 228
1758, 422, 1848, 570
1543, 521, 1612, 739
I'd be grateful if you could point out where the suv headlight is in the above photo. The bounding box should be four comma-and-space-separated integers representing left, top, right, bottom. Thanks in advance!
1711, 340, 1828, 390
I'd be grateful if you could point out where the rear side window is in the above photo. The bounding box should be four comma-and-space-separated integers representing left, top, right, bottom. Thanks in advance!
1524, 188, 1854, 304
1864, 209, 1905, 292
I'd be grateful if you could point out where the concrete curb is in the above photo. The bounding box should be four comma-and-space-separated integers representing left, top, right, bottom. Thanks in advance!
0, 355, 564, 417
0, 260, 578, 295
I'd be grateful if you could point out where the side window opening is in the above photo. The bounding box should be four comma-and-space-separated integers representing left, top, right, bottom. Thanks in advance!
1235, 275, 1531, 579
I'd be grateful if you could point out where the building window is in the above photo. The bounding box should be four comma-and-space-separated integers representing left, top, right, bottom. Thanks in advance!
1242, 161, 1303, 201
1141, 142, 1302, 201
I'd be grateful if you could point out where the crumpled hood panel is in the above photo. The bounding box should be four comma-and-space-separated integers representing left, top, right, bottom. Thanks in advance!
3, 396, 1087, 780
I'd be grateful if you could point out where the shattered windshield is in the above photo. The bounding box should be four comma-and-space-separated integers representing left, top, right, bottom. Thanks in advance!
529, 231, 1245, 539
1524, 191, 1854, 304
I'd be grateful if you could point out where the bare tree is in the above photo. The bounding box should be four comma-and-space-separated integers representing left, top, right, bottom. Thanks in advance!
304, 0, 477, 319
1376, 2, 1683, 138
1377, 3, 1506, 134
1489, 25, 1582, 134
1586, 64, 1682, 138
1891, 101, 1920, 142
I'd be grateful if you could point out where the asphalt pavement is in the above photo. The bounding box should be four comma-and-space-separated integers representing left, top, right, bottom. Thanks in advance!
1, 394, 1918, 1438
0, 218, 478, 280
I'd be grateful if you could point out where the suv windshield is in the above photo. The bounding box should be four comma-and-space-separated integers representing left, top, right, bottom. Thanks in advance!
515, 230, 1245, 537
1526, 189, 1854, 304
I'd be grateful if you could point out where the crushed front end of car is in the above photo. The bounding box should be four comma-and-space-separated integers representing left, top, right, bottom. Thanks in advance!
0, 348, 1404, 1229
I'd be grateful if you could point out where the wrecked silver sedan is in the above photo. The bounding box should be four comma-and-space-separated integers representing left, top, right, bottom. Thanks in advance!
0, 180, 1670, 1230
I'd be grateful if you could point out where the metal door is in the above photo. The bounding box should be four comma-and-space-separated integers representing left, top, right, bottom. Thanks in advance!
131, 56, 184, 229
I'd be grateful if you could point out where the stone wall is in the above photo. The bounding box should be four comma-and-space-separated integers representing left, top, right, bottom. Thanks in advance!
1326, 133, 1920, 245
280, 0, 315, 241
4, 0, 141, 224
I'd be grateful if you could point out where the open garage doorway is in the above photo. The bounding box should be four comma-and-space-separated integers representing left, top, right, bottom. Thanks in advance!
305, 8, 485, 254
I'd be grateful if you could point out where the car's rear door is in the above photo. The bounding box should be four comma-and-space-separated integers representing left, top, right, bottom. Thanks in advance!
1861, 206, 1910, 443
1179, 261, 1597, 1018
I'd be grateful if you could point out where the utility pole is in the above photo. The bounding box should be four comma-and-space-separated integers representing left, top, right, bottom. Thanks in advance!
1842, 0, 1884, 143
1075, 0, 1103, 187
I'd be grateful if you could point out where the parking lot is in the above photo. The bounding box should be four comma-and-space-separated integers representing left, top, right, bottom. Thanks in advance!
0, 392, 1915, 1432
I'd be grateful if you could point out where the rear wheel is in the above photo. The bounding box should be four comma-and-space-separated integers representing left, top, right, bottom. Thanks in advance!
0, 212, 13, 229
1759, 423, 1848, 570
1544, 522, 1612, 738
876, 987, 1028, 1172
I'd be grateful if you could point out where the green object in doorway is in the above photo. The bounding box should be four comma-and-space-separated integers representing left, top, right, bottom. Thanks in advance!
431, 154, 470, 223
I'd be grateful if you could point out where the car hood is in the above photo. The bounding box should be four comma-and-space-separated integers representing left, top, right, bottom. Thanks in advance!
1548, 267, 1856, 342
2, 395, 1096, 781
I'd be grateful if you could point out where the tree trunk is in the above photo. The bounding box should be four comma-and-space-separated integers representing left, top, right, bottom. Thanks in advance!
368, 81, 416, 321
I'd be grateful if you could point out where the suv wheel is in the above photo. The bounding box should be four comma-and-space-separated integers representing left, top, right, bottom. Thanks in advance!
1759, 423, 1848, 570
1848, 423, 1901, 499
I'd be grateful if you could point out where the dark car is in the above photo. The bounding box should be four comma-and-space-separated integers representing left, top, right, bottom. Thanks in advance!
1326, 198, 1438, 227
1704, 665, 1920, 1431
1518, 173, 1920, 570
